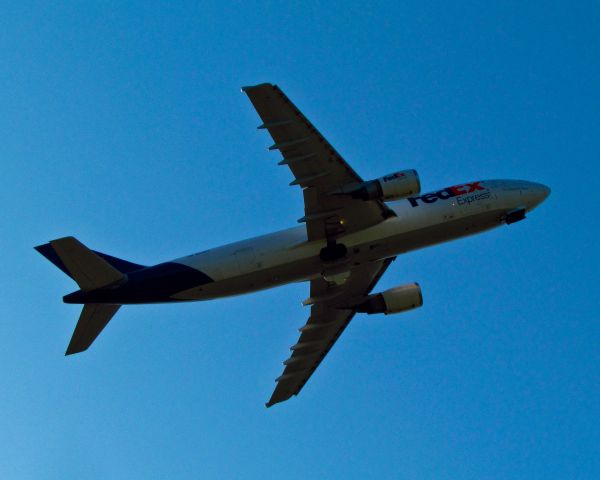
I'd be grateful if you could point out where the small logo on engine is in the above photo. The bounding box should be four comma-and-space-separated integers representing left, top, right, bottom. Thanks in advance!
382, 172, 406, 182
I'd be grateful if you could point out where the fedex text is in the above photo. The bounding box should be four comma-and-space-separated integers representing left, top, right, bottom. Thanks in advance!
407, 182, 487, 207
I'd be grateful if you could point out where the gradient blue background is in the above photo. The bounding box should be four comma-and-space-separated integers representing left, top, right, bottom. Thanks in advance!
2, 1, 598, 478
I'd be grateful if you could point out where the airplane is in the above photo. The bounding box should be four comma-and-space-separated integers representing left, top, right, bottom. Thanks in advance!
35, 83, 550, 407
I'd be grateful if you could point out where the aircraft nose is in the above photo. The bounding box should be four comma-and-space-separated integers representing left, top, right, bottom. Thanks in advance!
535, 183, 551, 201
527, 182, 551, 210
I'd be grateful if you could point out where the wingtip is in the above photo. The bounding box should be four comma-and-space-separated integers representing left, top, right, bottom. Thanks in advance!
65, 345, 85, 356
241, 83, 274, 93
265, 390, 296, 408
33, 242, 51, 256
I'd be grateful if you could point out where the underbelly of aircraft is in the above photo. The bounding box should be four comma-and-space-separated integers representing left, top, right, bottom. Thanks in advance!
172, 209, 506, 301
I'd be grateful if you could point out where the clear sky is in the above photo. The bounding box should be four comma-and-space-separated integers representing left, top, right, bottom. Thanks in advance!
2, 1, 598, 478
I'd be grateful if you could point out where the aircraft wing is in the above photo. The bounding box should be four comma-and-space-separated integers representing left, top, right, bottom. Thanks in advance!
266, 257, 395, 407
242, 83, 394, 241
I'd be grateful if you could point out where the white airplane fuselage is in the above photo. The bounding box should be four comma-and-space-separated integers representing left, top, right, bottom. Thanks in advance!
173, 178, 548, 301
62, 179, 547, 306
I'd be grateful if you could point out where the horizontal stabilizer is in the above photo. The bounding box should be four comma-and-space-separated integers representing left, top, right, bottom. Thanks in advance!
35, 243, 146, 276
66, 304, 121, 355
43, 237, 125, 291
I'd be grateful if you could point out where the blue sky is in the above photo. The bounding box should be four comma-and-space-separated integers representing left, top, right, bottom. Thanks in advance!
2, 1, 598, 478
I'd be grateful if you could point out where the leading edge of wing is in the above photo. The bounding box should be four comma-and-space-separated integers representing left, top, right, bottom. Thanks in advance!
242, 82, 395, 240
266, 257, 395, 408
265, 308, 358, 408
241, 82, 364, 184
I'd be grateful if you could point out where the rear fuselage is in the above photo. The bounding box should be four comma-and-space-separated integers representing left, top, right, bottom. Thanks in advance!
64, 179, 549, 305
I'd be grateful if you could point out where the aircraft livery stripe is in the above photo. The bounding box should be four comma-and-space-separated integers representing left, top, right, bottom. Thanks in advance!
63, 262, 214, 304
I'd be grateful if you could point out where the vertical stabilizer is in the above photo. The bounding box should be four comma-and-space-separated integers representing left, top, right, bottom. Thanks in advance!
34, 236, 128, 355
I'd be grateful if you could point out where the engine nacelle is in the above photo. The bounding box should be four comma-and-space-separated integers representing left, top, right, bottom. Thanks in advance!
351, 169, 421, 201
355, 283, 423, 315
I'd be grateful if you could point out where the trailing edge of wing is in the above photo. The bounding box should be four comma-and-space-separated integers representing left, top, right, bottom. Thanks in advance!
242, 83, 395, 241
266, 258, 395, 407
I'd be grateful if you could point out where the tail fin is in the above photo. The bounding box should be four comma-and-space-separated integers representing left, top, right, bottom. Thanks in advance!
35, 236, 126, 291
66, 304, 121, 355
34, 236, 134, 355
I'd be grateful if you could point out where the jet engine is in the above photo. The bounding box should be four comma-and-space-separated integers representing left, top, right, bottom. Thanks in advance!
354, 283, 423, 315
348, 169, 421, 201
